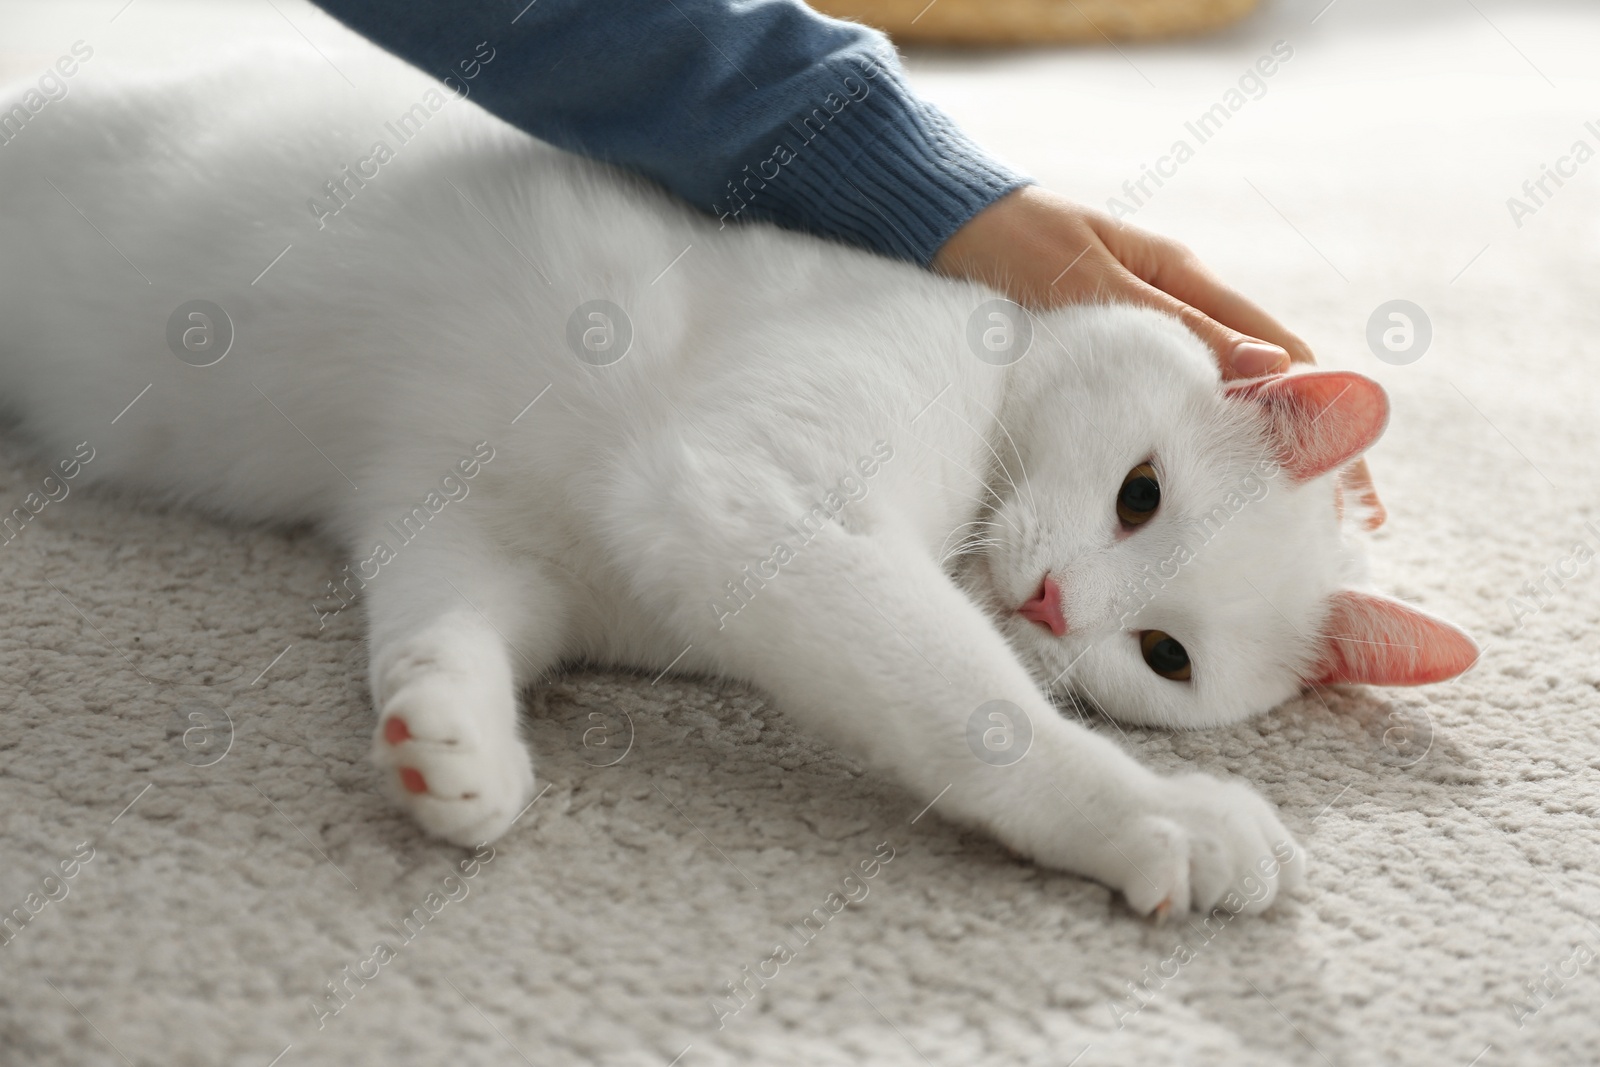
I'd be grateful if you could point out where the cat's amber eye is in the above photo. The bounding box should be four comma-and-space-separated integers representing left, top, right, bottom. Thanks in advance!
1117, 463, 1161, 526
1140, 630, 1191, 681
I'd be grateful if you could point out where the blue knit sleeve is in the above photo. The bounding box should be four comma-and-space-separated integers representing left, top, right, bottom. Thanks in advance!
308, 0, 1032, 265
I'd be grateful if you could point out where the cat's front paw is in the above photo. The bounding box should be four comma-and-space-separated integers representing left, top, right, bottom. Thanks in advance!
1108, 773, 1305, 920
372, 672, 535, 847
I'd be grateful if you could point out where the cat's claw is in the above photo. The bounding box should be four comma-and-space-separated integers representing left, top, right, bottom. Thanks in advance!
1111, 773, 1305, 920
372, 675, 535, 847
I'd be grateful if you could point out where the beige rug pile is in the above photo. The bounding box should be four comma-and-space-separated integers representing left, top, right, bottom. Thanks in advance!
3, 2, 1597, 1064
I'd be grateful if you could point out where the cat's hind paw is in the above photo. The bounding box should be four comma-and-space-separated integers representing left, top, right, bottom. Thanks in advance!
372, 672, 535, 847
1112, 774, 1305, 921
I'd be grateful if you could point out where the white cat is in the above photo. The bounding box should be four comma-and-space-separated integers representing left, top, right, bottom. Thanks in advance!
0, 52, 1476, 918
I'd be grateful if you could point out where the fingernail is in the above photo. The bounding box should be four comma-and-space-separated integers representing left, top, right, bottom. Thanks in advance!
1231, 341, 1290, 377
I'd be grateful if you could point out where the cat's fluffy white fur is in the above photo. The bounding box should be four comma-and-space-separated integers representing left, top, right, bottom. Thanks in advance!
1, 52, 1474, 917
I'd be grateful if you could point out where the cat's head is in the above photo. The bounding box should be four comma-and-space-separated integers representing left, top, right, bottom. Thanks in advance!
972, 303, 1476, 729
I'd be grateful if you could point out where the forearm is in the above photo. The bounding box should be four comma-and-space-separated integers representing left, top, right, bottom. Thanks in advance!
310, 0, 1030, 264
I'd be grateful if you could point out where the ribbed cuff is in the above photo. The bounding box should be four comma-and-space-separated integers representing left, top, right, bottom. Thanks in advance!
731, 57, 1033, 266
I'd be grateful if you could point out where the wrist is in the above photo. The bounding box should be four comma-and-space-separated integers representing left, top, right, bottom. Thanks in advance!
933, 185, 1089, 305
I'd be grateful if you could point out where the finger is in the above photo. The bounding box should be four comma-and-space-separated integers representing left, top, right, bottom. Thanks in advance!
1090, 217, 1315, 372
1087, 259, 1289, 380
1145, 252, 1317, 367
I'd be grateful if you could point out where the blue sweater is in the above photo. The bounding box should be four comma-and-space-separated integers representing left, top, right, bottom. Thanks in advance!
309, 0, 1030, 265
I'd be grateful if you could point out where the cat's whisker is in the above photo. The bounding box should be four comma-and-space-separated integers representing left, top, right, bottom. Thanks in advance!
1073, 683, 1106, 717
1043, 686, 1094, 730
936, 519, 1006, 560
896, 422, 1025, 527
940, 536, 1002, 568
941, 518, 1005, 535
941, 533, 997, 554
1064, 679, 1136, 742
903, 435, 1023, 523
976, 477, 1029, 530
965, 394, 1037, 514
913, 475, 1022, 538
936, 402, 1034, 516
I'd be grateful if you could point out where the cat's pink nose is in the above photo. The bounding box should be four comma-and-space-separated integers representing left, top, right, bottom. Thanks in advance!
1019, 574, 1068, 636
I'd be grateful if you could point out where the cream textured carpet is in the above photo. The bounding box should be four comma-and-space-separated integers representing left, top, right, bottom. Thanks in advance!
3, 2, 1598, 1065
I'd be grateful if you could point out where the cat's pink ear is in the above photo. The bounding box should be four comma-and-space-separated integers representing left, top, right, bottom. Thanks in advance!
1225, 372, 1389, 482
1309, 590, 1479, 687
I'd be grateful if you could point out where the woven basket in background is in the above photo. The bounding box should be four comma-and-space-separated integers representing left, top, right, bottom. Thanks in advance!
808, 0, 1262, 45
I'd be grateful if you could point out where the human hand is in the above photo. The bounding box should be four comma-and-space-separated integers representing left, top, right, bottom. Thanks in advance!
933, 185, 1382, 525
